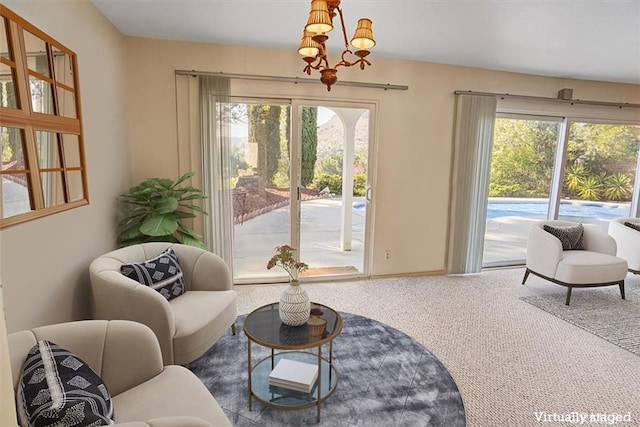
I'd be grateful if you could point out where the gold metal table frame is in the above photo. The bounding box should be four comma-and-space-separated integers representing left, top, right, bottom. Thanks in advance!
243, 302, 343, 422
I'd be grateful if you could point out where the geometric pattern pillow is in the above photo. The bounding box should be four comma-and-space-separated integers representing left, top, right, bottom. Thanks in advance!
16, 340, 114, 427
624, 221, 640, 232
120, 248, 185, 301
543, 223, 585, 250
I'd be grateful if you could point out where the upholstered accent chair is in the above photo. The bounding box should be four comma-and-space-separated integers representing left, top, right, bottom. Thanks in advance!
8, 320, 231, 426
522, 220, 628, 305
89, 243, 237, 365
608, 217, 640, 274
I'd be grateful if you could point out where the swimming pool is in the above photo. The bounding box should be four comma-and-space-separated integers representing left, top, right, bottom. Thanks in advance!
353, 198, 631, 220
486, 200, 631, 220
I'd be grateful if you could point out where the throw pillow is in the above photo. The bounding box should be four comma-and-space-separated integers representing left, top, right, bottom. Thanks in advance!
16, 340, 114, 427
624, 221, 640, 232
543, 223, 585, 250
120, 248, 186, 301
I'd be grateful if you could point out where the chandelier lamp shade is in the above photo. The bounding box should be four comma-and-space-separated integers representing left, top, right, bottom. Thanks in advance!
298, 0, 375, 91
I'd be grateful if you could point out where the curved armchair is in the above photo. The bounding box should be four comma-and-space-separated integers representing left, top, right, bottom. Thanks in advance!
522, 220, 627, 305
89, 243, 237, 365
608, 218, 640, 274
8, 320, 230, 426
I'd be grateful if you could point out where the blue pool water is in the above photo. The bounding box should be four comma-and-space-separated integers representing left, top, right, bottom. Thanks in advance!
353, 199, 630, 220
486, 201, 630, 220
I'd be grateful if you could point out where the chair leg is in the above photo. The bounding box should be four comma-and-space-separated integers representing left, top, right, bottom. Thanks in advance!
522, 269, 530, 285
565, 287, 573, 306
231, 323, 237, 336
619, 281, 625, 300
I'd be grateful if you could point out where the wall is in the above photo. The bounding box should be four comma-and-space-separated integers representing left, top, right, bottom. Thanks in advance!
0, 284, 17, 425
0, 0, 130, 333
124, 37, 640, 277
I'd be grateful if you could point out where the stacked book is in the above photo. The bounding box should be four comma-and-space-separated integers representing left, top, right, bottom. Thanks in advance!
268, 358, 318, 394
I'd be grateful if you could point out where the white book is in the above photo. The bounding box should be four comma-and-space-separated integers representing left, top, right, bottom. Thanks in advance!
268, 359, 318, 393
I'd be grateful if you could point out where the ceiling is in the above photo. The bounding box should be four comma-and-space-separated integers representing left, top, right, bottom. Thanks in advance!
91, 0, 640, 85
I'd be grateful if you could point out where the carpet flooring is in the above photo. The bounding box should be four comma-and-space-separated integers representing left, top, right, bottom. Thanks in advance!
520, 284, 640, 357
228, 269, 640, 427
190, 313, 466, 427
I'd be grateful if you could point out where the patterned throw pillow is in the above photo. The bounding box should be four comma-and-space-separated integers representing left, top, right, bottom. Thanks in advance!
120, 248, 186, 301
624, 221, 640, 232
16, 340, 114, 427
543, 223, 585, 250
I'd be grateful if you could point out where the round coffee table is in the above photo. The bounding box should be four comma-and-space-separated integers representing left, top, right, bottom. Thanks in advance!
243, 302, 343, 422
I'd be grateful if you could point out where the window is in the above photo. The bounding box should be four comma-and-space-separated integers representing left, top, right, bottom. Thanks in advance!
0, 5, 88, 228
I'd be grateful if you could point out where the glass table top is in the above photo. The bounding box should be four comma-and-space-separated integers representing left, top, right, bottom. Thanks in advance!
243, 302, 343, 350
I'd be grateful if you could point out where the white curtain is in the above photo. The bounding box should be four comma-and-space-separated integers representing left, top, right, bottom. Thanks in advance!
447, 94, 497, 274
199, 76, 233, 266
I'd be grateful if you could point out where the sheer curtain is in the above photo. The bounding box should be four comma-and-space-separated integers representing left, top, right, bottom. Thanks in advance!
447, 94, 497, 274
199, 76, 233, 266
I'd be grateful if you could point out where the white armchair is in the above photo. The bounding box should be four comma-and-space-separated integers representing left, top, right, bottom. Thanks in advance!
8, 320, 231, 426
89, 243, 237, 365
608, 217, 640, 274
522, 220, 628, 305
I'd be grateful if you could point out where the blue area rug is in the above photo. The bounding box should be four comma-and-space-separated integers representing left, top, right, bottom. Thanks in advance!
190, 312, 466, 427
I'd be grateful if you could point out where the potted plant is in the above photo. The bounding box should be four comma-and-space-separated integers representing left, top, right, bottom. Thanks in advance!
117, 172, 207, 248
267, 245, 310, 326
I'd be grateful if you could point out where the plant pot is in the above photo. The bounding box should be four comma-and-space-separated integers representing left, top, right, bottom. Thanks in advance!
279, 280, 310, 326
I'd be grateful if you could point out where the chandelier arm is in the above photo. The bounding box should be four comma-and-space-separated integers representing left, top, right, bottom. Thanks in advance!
337, 6, 350, 50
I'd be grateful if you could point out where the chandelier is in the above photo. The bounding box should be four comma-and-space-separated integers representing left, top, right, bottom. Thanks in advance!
298, 0, 375, 91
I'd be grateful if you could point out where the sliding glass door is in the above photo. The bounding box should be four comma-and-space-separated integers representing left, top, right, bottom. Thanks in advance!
229, 99, 373, 283
483, 115, 560, 265
558, 122, 640, 231
230, 101, 293, 280
298, 105, 370, 276
484, 117, 640, 267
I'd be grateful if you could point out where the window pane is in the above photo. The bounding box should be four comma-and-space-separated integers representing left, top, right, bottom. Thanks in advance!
41, 171, 64, 208
23, 31, 49, 77
56, 86, 76, 118
483, 117, 560, 266
1, 17, 11, 61
2, 173, 32, 218
30, 76, 53, 114
62, 133, 80, 167
0, 64, 18, 108
35, 130, 60, 169
1, 126, 25, 168
52, 47, 74, 89
559, 123, 640, 231
67, 170, 84, 201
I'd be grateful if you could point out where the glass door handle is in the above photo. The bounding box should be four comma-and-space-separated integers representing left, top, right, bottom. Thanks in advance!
365, 187, 373, 202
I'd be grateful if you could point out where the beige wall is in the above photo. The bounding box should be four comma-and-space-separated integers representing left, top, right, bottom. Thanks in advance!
0, 284, 17, 425
124, 37, 640, 277
0, 0, 130, 333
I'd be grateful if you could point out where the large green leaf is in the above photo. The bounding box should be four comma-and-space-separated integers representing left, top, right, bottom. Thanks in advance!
146, 178, 174, 189
140, 213, 178, 237
179, 204, 207, 215
179, 194, 206, 201
178, 232, 206, 249
177, 222, 203, 239
173, 172, 195, 187
153, 197, 179, 214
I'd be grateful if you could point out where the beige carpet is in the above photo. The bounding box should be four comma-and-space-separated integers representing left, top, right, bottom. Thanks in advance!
233, 268, 640, 427
521, 284, 640, 357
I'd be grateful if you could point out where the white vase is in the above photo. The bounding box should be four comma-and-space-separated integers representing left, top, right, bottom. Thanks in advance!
279, 280, 310, 326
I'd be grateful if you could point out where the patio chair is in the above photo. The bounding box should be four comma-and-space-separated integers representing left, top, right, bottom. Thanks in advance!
608, 217, 640, 274
522, 220, 627, 305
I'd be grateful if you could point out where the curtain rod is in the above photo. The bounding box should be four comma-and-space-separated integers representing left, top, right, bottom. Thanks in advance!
454, 90, 640, 109
175, 69, 409, 91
